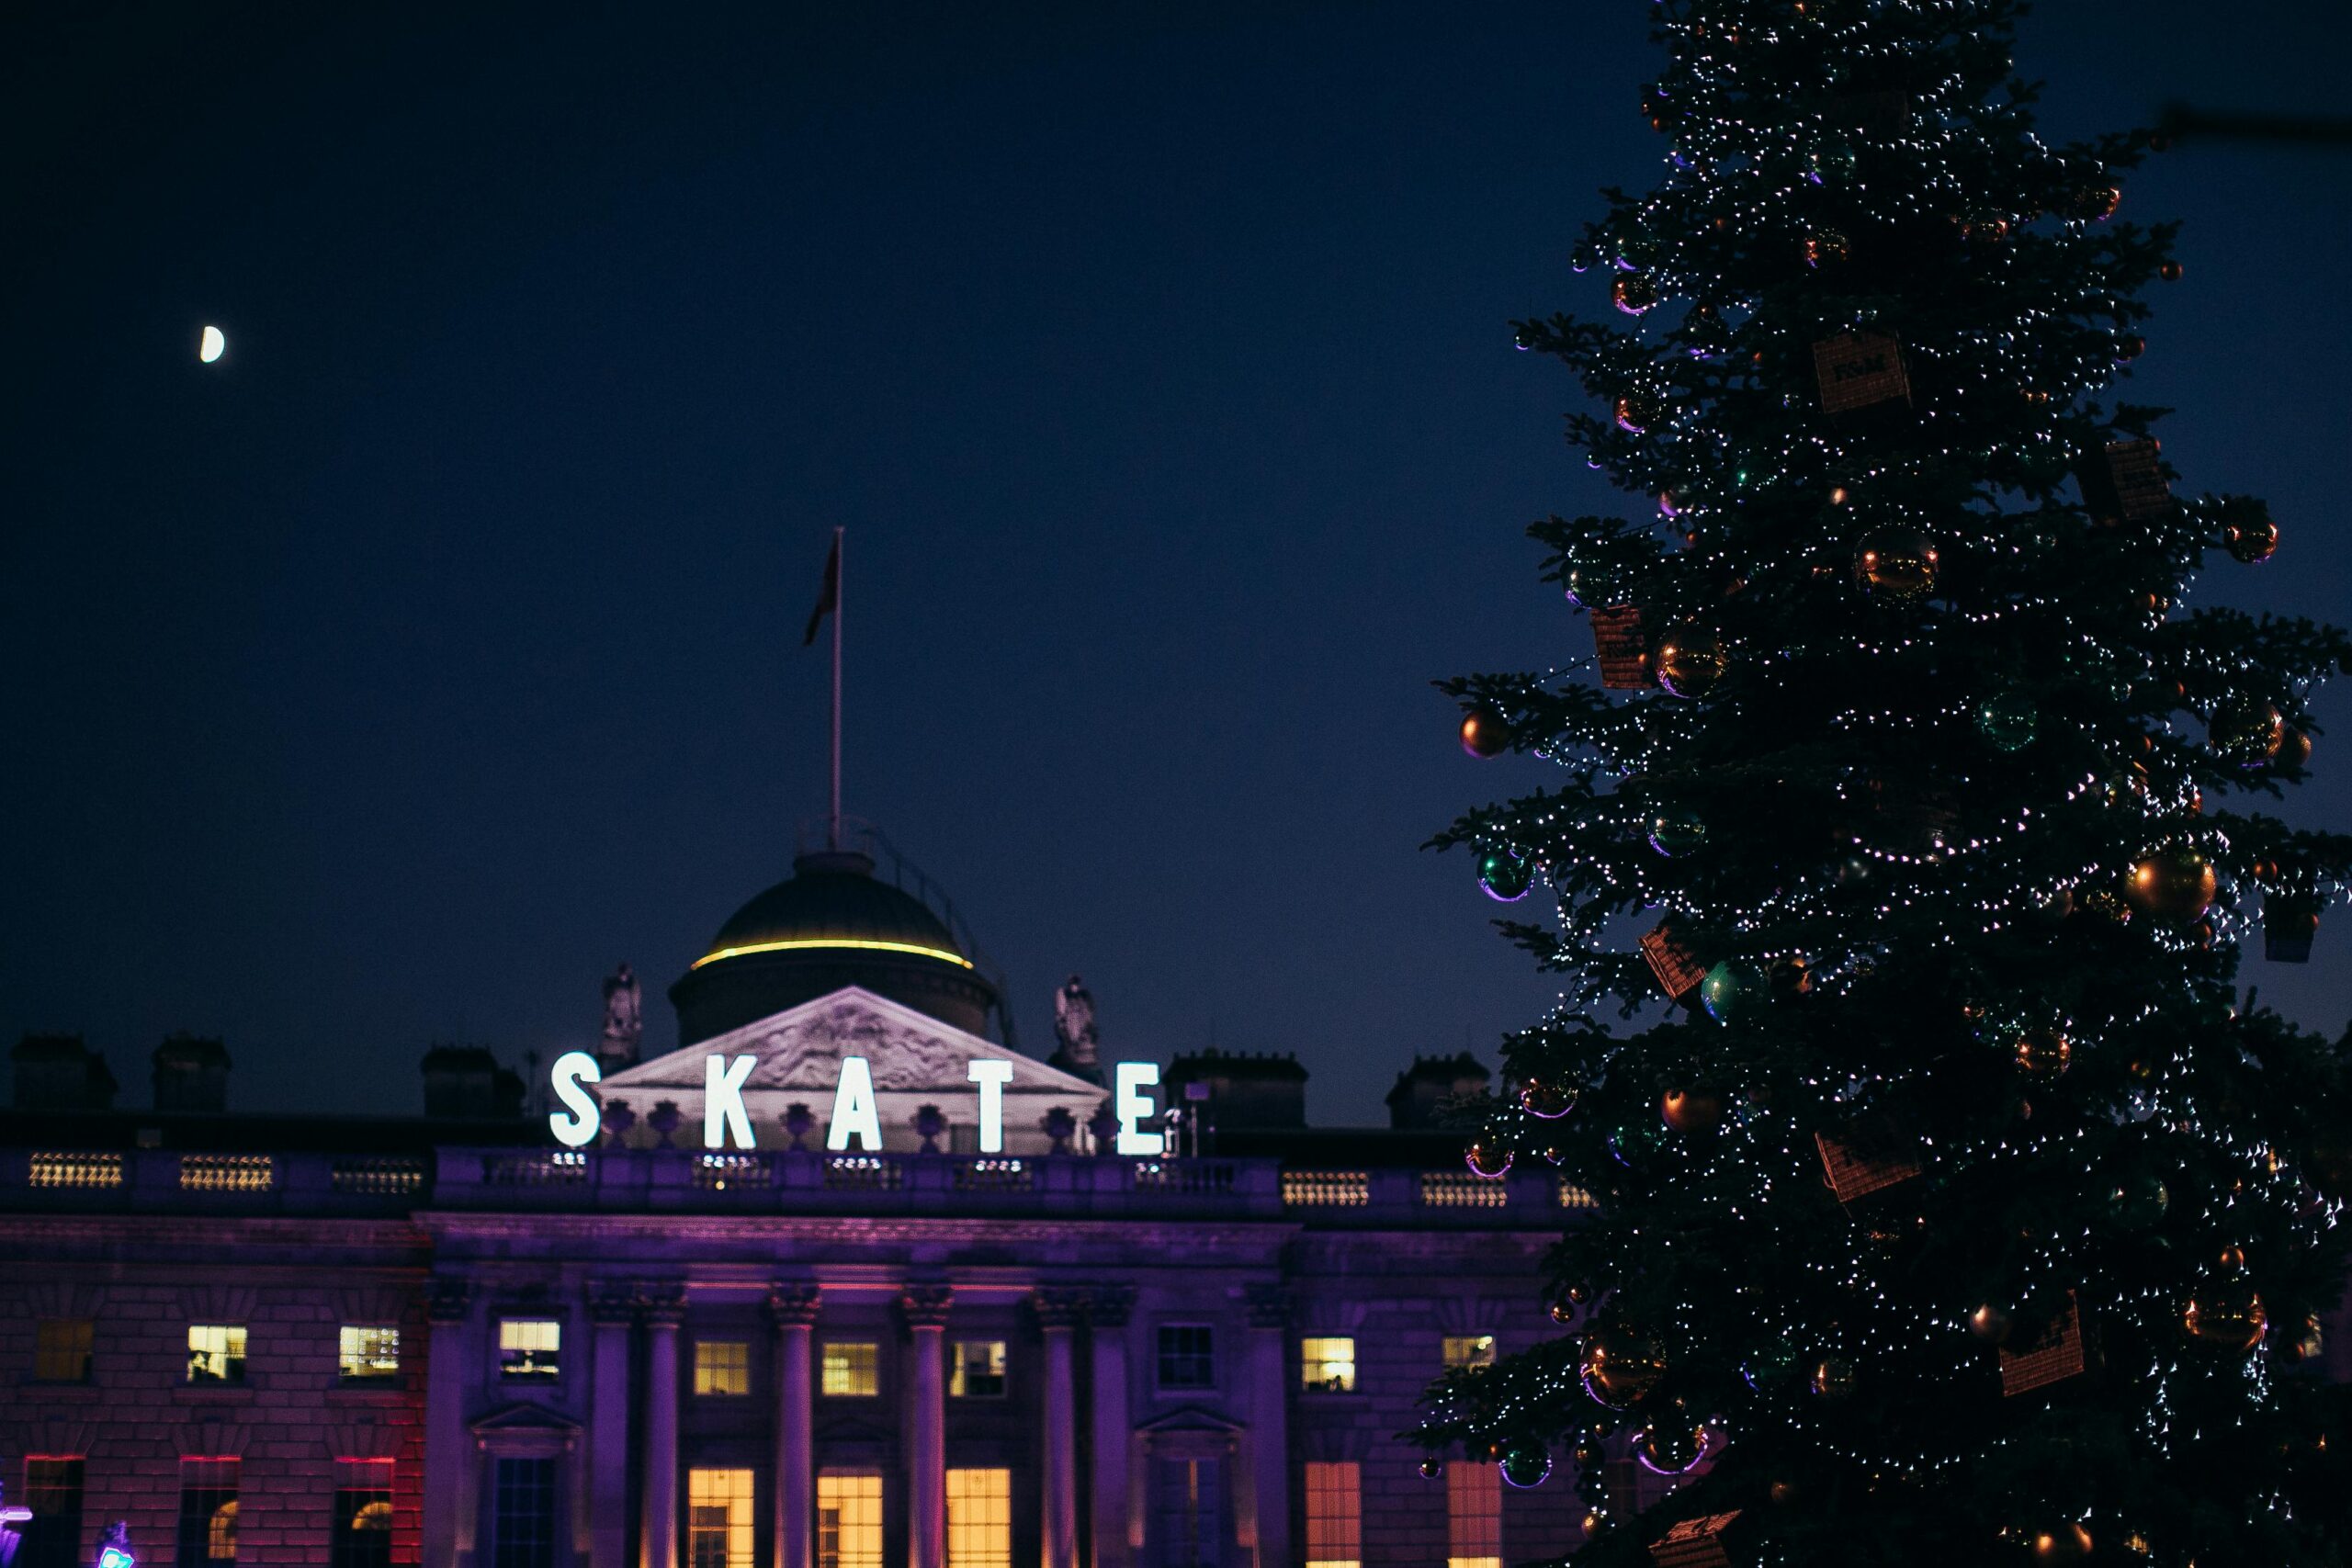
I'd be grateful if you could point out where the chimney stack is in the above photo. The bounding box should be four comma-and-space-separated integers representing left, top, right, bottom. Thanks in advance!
153, 1033, 232, 1113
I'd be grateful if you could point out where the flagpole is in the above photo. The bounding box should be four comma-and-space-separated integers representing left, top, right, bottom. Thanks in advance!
829, 525, 843, 852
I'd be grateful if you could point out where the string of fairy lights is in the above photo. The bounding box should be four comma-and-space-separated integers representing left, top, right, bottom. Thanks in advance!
1419, 0, 2351, 1561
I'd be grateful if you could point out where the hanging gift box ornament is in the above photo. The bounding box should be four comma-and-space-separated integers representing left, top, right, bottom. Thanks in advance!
1999, 1293, 2093, 1395
1641, 922, 1710, 1003
1815, 1127, 1922, 1203
1588, 604, 1656, 689
1813, 332, 1912, 419
2264, 895, 2321, 963
2075, 437, 2172, 526
1649, 1513, 1743, 1568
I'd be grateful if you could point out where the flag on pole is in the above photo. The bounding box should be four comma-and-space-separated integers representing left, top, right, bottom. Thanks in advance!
802, 536, 840, 646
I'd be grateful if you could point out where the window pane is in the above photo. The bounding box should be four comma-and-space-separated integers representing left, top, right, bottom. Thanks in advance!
949, 1341, 1006, 1399
1300, 1337, 1355, 1393
1304, 1461, 1362, 1568
331, 1460, 396, 1568
1442, 1336, 1497, 1370
21, 1459, 85, 1568
687, 1468, 756, 1568
820, 1342, 878, 1397
944, 1469, 1011, 1568
187, 1325, 247, 1384
33, 1319, 94, 1383
492, 1457, 558, 1568
339, 1325, 401, 1382
177, 1458, 240, 1568
498, 1319, 561, 1380
694, 1340, 751, 1397
1444, 1461, 1501, 1568
1155, 1325, 1215, 1390
816, 1472, 884, 1568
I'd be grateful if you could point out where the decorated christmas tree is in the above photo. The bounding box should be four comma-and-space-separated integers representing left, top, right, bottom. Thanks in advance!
1424, 3, 2352, 1564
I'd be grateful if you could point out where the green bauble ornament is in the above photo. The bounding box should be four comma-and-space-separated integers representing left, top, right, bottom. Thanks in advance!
1809, 133, 1858, 183
1563, 562, 1619, 610
2108, 1173, 2170, 1231
1699, 960, 1768, 1025
1609, 1116, 1668, 1166
2210, 699, 2286, 767
1477, 849, 1532, 903
1974, 688, 2039, 752
1646, 807, 1709, 857
1741, 1337, 1799, 1390
1499, 1441, 1554, 1489
1853, 526, 1939, 600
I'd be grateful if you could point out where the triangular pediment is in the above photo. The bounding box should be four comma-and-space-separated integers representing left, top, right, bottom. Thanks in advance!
470, 1403, 582, 1436
605, 987, 1102, 1100
1136, 1404, 1246, 1436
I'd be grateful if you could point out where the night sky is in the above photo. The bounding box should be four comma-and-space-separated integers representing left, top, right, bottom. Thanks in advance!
5, 1, 2346, 1127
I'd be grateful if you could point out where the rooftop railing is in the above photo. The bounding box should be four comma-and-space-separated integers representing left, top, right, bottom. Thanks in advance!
0, 1145, 1587, 1228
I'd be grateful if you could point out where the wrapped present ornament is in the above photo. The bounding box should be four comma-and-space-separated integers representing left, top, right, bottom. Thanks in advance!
1998, 1293, 2095, 1396
1640, 921, 1709, 1004
1650, 1512, 1744, 1568
1589, 604, 1657, 690
1812, 333, 1911, 420
1815, 1127, 1921, 1204
2265, 895, 2322, 963
2075, 438, 2173, 526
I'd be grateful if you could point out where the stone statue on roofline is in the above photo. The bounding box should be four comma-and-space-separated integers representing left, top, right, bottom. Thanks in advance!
600, 962, 643, 1071
1051, 975, 1102, 1083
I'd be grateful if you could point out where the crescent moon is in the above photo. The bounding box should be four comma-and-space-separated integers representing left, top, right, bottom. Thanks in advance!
199, 325, 226, 363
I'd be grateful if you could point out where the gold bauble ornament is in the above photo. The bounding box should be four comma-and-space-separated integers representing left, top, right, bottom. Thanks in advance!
2033, 1524, 2094, 1563
2184, 1284, 2267, 1352
2126, 848, 2217, 922
1853, 526, 1940, 600
2014, 1029, 2071, 1080
1579, 1333, 1667, 1407
1661, 1088, 1723, 1133
1653, 624, 1727, 699
1808, 1355, 1857, 1400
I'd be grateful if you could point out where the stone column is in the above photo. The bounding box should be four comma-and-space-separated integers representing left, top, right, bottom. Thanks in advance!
639, 1281, 687, 1568
902, 1285, 954, 1568
1243, 1285, 1292, 1568
768, 1283, 821, 1568
1034, 1289, 1087, 1568
1086, 1288, 1136, 1568
423, 1278, 475, 1568
586, 1283, 637, 1568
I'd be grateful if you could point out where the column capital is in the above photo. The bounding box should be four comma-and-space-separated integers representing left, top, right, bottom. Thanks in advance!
636, 1280, 688, 1326
588, 1280, 639, 1327
1032, 1286, 1089, 1330
1087, 1285, 1137, 1329
426, 1276, 473, 1325
900, 1283, 954, 1330
765, 1282, 821, 1328
1243, 1282, 1291, 1330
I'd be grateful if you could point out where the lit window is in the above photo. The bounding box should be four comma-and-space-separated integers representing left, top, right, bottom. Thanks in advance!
339, 1325, 401, 1382
1300, 1337, 1356, 1393
187, 1325, 247, 1384
498, 1319, 561, 1380
1304, 1461, 1362, 1568
1155, 1325, 1215, 1390
820, 1341, 878, 1397
331, 1460, 394, 1568
944, 1468, 1012, 1568
688, 1468, 756, 1568
695, 1340, 751, 1397
1442, 1336, 1497, 1369
1445, 1461, 1502, 1568
949, 1340, 1006, 1398
492, 1456, 559, 1568
816, 1472, 884, 1568
177, 1458, 239, 1567
33, 1318, 93, 1382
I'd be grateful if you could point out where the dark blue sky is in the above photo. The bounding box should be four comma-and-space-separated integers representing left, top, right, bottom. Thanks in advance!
4, 1, 2346, 1126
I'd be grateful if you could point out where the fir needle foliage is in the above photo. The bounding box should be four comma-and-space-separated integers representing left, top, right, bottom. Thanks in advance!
1421, 3, 2352, 1563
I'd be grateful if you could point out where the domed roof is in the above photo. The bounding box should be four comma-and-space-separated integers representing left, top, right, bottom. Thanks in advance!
670, 846, 1000, 1045
694, 849, 969, 971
